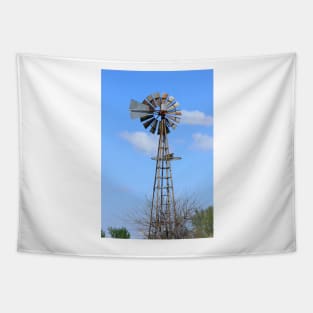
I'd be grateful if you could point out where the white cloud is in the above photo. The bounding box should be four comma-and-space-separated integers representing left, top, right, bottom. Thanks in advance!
120, 131, 158, 156
191, 133, 213, 151
181, 110, 213, 126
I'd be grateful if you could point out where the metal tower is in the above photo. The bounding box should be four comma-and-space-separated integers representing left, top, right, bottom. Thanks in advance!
129, 92, 182, 239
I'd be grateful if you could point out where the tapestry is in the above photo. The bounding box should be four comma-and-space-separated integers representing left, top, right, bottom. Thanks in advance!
17, 53, 296, 257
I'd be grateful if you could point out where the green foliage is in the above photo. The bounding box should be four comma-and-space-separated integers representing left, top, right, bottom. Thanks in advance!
108, 227, 131, 239
192, 206, 213, 238
101, 229, 106, 238
134, 196, 214, 239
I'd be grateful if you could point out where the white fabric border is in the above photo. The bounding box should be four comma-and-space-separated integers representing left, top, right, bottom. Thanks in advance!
17, 53, 296, 258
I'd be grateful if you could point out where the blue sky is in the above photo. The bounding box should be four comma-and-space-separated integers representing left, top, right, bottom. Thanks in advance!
101, 69, 213, 238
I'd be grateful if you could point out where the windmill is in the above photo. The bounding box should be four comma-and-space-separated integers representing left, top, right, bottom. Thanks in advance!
129, 92, 182, 239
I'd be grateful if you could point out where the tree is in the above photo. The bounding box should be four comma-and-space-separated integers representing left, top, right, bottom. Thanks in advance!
131, 197, 202, 239
192, 206, 213, 238
108, 227, 131, 239
101, 229, 106, 238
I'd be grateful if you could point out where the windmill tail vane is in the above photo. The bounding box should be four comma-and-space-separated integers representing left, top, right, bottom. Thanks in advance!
129, 92, 182, 239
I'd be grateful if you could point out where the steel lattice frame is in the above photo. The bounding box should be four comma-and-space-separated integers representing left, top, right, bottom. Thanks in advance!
149, 118, 177, 239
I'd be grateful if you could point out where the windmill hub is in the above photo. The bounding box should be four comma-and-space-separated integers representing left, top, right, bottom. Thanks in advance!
129, 92, 182, 239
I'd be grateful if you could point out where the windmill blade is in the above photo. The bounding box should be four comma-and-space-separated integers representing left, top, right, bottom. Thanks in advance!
152, 92, 161, 107
166, 118, 176, 130
161, 93, 168, 103
160, 93, 169, 110
143, 99, 155, 109
169, 111, 182, 116
166, 96, 175, 108
166, 118, 177, 129
129, 99, 154, 119
130, 99, 152, 112
140, 114, 154, 122
143, 117, 156, 129
167, 102, 180, 110
150, 119, 158, 134
152, 92, 160, 99
167, 115, 181, 123
147, 95, 155, 107
130, 110, 153, 119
